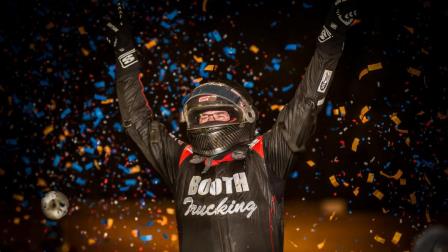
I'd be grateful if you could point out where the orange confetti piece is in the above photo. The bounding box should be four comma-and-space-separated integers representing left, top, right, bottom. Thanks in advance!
391, 232, 402, 245
193, 55, 203, 63
373, 190, 384, 200
145, 39, 157, 49
13, 194, 24, 201
380, 169, 403, 180
204, 65, 217, 71
306, 160, 315, 167
367, 173, 374, 183
14, 217, 20, 225
400, 178, 406, 185
329, 211, 336, 221
171, 234, 178, 242
409, 192, 416, 205
403, 25, 415, 34
359, 105, 370, 123
270, 104, 285, 111
317, 239, 326, 250
426, 208, 431, 223
390, 113, 401, 125
88, 239, 96, 245
131, 229, 139, 238
202, 0, 208, 12
101, 98, 114, 104
351, 137, 360, 152
339, 106, 346, 116
329, 175, 339, 187
105, 146, 111, 156
407, 67, 421, 77
43, 125, 54, 136
157, 216, 168, 226
37, 178, 47, 187
81, 48, 90, 56
78, 26, 87, 35
374, 235, 386, 244
106, 218, 114, 229
250, 45, 259, 54
129, 165, 140, 174
353, 187, 360, 196
358, 68, 369, 80
368, 62, 383, 71
97, 145, 103, 155
166, 208, 175, 215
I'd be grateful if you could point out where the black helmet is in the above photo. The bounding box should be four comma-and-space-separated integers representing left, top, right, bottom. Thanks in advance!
183, 80, 257, 156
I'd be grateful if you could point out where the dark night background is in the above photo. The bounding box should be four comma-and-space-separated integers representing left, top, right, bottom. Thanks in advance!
0, 0, 447, 251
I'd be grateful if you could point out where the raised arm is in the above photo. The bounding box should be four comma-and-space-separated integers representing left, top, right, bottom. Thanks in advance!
264, 0, 358, 178
106, 3, 184, 189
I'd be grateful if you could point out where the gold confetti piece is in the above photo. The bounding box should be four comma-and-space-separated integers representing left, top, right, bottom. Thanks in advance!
250, 45, 259, 54
157, 216, 168, 226
367, 173, 375, 183
105, 146, 111, 156
23, 215, 30, 220
423, 173, 431, 185
46, 22, 55, 29
81, 48, 90, 56
37, 178, 47, 187
373, 190, 384, 200
329, 175, 340, 187
351, 137, 360, 152
166, 208, 175, 215
131, 229, 139, 238
202, 0, 208, 12
343, 182, 350, 187
193, 55, 203, 63
289, 240, 299, 248
129, 165, 140, 174
333, 108, 339, 116
43, 125, 54, 136
358, 68, 369, 80
145, 39, 157, 49
13, 194, 24, 201
61, 242, 70, 252
382, 208, 390, 214
317, 239, 326, 250
421, 48, 429, 55
94, 160, 100, 170
204, 65, 217, 71
106, 218, 114, 229
88, 239, 96, 245
306, 160, 315, 167
425, 208, 431, 223
329, 211, 336, 221
171, 234, 178, 242
390, 113, 401, 125
409, 192, 416, 205
78, 26, 87, 35
405, 137, 411, 146
14, 217, 20, 225
403, 25, 415, 34
374, 235, 386, 244
339, 106, 346, 116
97, 146, 103, 155
368, 62, 383, 71
270, 104, 285, 111
359, 105, 370, 123
407, 67, 421, 77
380, 169, 403, 180
193, 77, 203, 83
391, 232, 402, 245
400, 178, 406, 185
353, 187, 360, 196
101, 98, 114, 104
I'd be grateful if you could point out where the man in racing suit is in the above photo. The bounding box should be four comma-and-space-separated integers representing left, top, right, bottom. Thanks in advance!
107, 1, 358, 251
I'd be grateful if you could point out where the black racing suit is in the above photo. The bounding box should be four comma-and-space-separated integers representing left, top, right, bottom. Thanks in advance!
115, 29, 345, 252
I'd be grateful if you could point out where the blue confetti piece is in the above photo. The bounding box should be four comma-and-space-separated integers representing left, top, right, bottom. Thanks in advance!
75, 177, 86, 185
45, 220, 58, 227
84, 147, 95, 154
160, 21, 171, 29
140, 235, 153, 242
243, 81, 254, 89
95, 81, 105, 88
72, 162, 83, 172
159, 68, 166, 81
226, 73, 233, 80
119, 186, 130, 192
39, 79, 49, 87
303, 2, 313, 8
289, 170, 299, 179
79, 124, 87, 134
165, 10, 178, 20
94, 108, 104, 119
94, 94, 107, 101
135, 36, 142, 45
89, 40, 97, 51
223, 47, 236, 59
171, 120, 179, 132
35, 111, 45, 118
281, 83, 294, 92
113, 122, 123, 132
209, 30, 222, 42
146, 221, 154, 227
169, 63, 178, 72
53, 155, 61, 167
118, 164, 130, 174
284, 43, 302, 51
160, 106, 171, 117
128, 154, 137, 162
85, 162, 93, 171
25, 167, 32, 175
125, 179, 137, 186
151, 178, 161, 185
61, 108, 71, 119
21, 156, 30, 164
108, 65, 116, 80
325, 101, 333, 117
90, 137, 98, 148
146, 191, 156, 198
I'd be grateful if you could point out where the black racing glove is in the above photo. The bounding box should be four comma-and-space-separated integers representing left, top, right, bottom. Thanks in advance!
105, 1, 139, 70
318, 0, 359, 43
